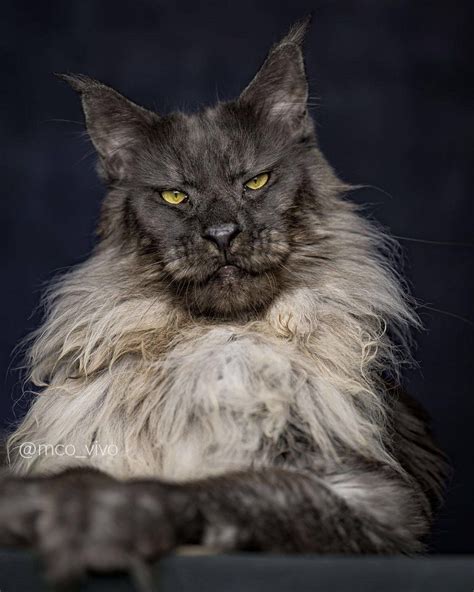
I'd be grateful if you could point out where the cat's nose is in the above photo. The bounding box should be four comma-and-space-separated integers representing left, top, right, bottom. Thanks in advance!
202, 223, 241, 251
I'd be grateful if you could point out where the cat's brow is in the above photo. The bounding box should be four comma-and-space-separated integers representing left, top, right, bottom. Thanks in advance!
134, 169, 198, 190
228, 169, 249, 183
229, 161, 281, 184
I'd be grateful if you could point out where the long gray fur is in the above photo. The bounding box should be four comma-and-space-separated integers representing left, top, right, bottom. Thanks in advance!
1, 18, 446, 584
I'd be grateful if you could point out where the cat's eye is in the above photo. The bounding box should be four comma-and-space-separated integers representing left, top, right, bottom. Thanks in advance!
161, 190, 188, 205
244, 172, 269, 191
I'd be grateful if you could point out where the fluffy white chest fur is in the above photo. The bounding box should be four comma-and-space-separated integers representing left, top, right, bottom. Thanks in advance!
8, 226, 413, 480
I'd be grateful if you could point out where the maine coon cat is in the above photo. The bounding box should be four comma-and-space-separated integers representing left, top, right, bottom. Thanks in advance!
1, 18, 445, 583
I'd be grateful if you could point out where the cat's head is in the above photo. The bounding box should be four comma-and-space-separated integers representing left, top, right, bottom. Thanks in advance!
63, 18, 341, 317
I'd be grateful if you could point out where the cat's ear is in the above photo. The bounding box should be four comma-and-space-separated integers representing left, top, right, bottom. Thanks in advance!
238, 17, 311, 134
57, 74, 158, 180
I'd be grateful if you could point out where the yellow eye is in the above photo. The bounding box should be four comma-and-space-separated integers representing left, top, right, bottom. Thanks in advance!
245, 172, 269, 191
161, 190, 188, 205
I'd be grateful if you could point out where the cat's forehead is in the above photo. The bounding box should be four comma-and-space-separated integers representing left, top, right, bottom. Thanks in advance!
147, 105, 286, 186
181, 110, 244, 167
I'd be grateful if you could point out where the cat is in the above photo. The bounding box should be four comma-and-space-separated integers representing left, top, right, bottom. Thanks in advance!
0, 18, 446, 584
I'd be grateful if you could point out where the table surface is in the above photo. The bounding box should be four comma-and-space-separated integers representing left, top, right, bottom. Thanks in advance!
1, 551, 473, 592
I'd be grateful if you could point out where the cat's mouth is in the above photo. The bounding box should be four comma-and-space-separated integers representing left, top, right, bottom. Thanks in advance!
169, 259, 279, 316
211, 264, 245, 283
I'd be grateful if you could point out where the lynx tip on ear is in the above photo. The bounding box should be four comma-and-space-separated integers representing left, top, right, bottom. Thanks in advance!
54, 72, 102, 94
280, 14, 313, 47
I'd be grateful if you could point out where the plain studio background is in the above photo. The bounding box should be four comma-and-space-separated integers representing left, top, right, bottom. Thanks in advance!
1, 0, 472, 553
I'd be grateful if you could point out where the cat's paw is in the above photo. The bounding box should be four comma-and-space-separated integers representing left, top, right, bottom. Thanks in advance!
0, 469, 182, 584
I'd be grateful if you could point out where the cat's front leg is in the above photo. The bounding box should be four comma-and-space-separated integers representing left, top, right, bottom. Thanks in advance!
0, 464, 427, 583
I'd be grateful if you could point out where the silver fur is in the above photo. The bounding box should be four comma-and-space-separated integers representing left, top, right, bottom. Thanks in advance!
8, 204, 417, 480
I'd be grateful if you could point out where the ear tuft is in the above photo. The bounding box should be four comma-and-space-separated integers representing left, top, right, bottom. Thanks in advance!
55, 72, 105, 94
278, 14, 312, 47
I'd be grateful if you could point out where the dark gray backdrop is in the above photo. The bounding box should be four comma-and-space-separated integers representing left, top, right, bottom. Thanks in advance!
1, 0, 473, 553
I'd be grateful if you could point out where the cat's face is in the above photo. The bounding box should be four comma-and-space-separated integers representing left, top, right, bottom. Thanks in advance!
64, 19, 324, 317
122, 104, 313, 316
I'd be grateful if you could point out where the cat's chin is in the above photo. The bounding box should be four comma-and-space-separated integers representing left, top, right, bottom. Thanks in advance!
183, 265, 279, 318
